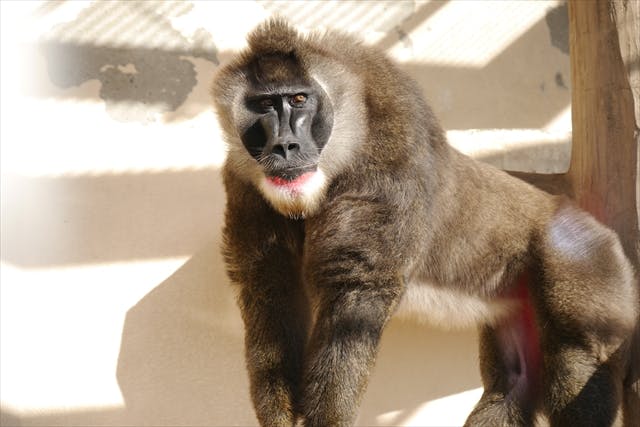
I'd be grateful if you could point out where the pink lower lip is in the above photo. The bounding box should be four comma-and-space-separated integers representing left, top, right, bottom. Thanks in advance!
267, 171, 315, 188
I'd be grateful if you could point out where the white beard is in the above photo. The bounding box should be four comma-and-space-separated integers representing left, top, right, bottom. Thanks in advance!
257, 169, 328, 218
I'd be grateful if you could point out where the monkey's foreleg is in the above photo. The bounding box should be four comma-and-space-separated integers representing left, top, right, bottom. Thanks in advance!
300, 279, 401, 427
300, 199, 406, 426
222, 179, 311, 426
226, 224, 309, 424
239, 279, 309, 427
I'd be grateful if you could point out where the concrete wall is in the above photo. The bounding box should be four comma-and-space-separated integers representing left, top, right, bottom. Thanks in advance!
0, 1, 571, 426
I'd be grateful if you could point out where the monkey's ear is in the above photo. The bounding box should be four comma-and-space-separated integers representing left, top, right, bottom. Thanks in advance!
248, 17, 299, 56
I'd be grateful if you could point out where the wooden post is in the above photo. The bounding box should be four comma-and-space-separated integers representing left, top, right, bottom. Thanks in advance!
567, 0, 639, 270
511, 1, 639, 271
567, 0, 640, 418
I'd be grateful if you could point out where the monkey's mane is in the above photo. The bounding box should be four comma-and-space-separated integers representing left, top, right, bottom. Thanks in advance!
247, 18, 300, 56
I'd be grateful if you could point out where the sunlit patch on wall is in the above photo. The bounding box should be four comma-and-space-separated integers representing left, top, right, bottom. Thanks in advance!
447, 129, 571, 173
392, 1, 559, 66
260, 0, 414, 36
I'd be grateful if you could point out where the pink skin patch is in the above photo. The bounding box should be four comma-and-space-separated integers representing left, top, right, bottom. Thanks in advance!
497, 272, 542, 399
266, 171, 316, 190
515, 273, 541, 391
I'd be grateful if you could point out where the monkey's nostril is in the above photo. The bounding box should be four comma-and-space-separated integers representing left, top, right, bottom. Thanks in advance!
272, 145, 286, 157
272, 142, 299, 158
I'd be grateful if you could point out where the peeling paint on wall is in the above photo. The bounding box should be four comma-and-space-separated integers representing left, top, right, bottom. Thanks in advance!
555, 71, 568, 89
545, 2, 569, 55
39, 1, 218, 123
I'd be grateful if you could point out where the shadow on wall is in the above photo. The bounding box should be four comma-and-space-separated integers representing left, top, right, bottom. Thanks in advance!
115, 239, 257, 426
1, 170, 224, 268
0, 239, 257, 427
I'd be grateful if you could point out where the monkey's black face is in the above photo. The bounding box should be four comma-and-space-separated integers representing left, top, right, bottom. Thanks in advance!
241, 83, 333, 182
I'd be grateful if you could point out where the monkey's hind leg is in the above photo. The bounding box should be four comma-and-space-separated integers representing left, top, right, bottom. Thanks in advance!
538, 206, 637, 426
538, 289, 630, 426
465, 276, 541, 427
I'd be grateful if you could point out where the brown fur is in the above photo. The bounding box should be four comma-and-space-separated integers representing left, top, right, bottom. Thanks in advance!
211, 19, 639, 426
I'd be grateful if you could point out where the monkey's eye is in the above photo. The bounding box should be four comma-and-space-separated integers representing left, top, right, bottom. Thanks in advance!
259, 98, 275, 109
290, 93, 307, 106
